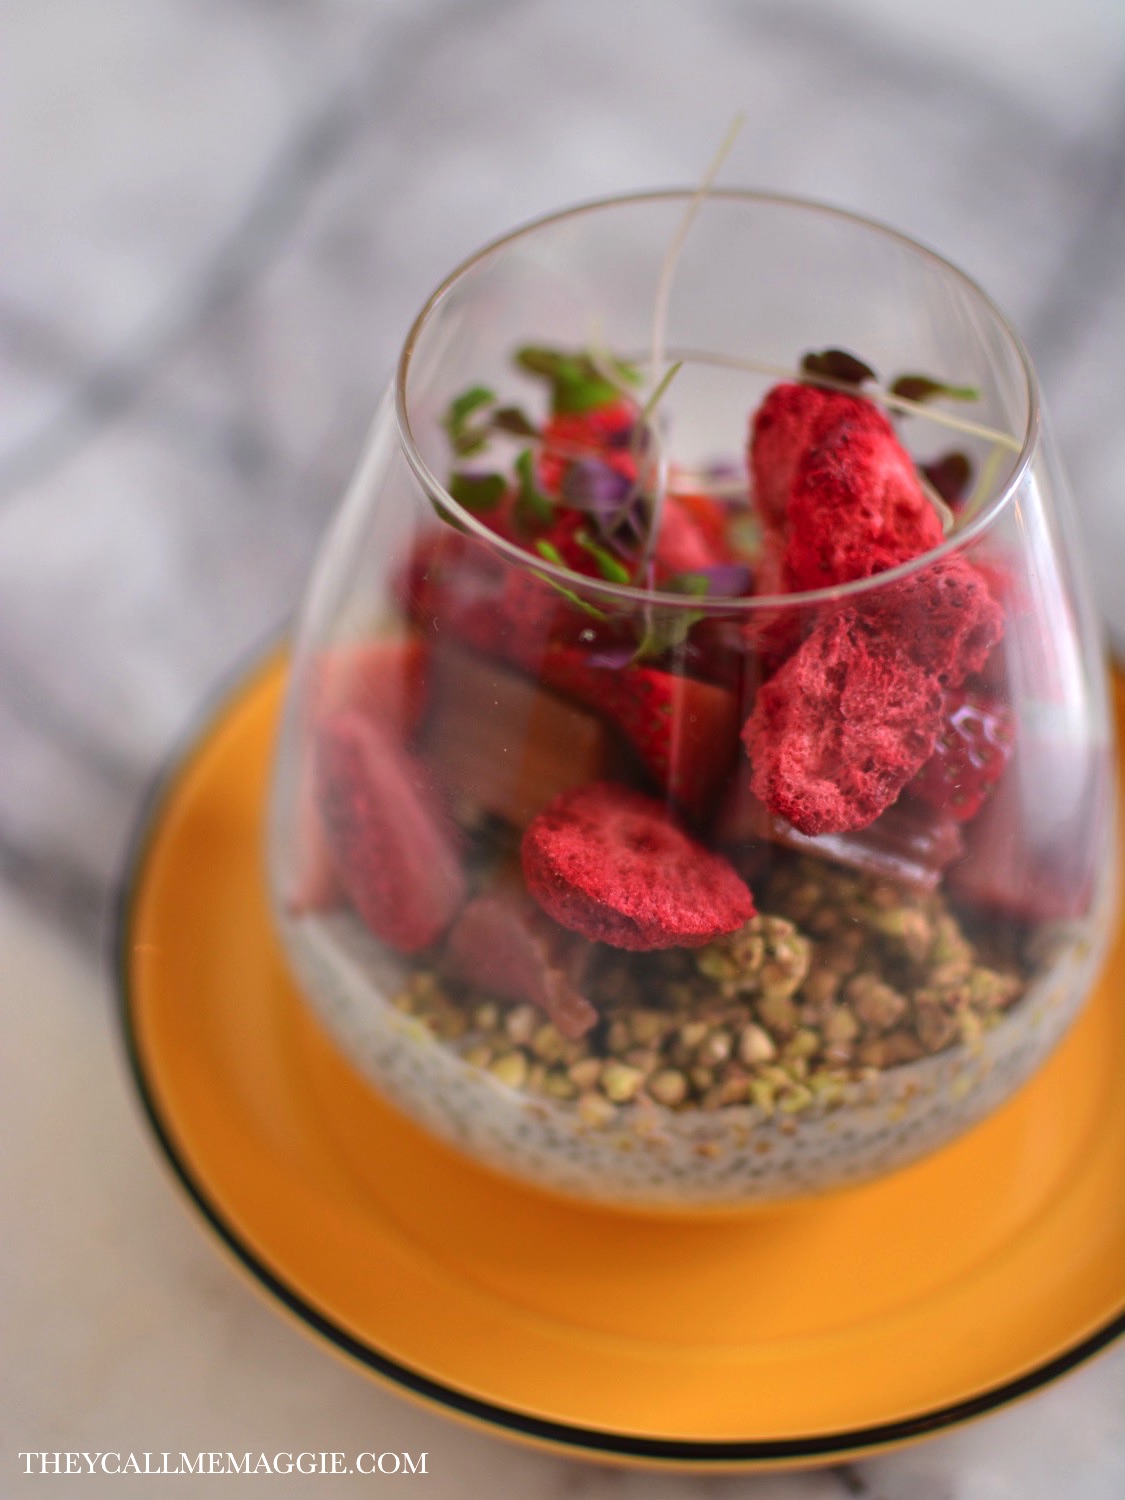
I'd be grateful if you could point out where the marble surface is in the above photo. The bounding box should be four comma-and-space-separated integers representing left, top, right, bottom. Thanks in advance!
2, 1, 1124, 1494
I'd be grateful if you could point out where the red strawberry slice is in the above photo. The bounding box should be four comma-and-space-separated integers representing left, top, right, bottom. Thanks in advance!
911, 688, 1015, 822
446, 891, 598, 1038
541, 649, 741, 815
522, 783, 754, 950
742, 609, 945, 835
315, 709, 465, 952
538, 400, 638, 495
653, 494, 725, 577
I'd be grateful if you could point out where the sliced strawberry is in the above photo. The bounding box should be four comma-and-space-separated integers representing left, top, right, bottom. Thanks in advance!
653, 494, 725, 577
668, 488, 732, 556
522, 782, 754, 950
541, 649, 741, 816
911, 688, 1014, 822
538, 400, 638, 496
446, 890, 598, 1038
742, 609, 945, 835
315, 710, 465, 952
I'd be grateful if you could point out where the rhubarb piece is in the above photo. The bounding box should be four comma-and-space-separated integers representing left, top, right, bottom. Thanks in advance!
446, 891, 597, 1038
743, 610, 945, 836
420, 647, 615, 827
947, 735, 1111, 923
541, 649, 741, 816
316, 710, 465, 952
911, 688, 1014, 822
782, 403, 944, 591
714, 780, 965, 891
521, 782, 754, 950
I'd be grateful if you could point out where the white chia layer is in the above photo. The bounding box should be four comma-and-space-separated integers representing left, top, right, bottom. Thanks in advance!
277, 896, 1110, 1209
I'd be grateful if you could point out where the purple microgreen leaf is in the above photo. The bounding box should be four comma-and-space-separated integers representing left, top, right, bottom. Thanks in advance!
514, 447, 554, 527
574, 528, 631, 585
800, 349, 878, 387
891, 374, 980, 404
561, 457, 633, 509
921, 451, 974, 507
665, 572, 711, 597
448, 471, 506, 512
675, 562, 752, 596
586, 643, 638, 670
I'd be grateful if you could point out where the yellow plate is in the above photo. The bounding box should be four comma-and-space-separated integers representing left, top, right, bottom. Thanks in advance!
117, 657, 1125, 1470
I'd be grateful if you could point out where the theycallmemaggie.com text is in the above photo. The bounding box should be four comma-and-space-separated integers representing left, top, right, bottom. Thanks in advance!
19, 1452, 427, 1477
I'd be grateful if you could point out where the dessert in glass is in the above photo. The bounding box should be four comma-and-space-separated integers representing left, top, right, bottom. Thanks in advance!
269, 191, 1116, 1208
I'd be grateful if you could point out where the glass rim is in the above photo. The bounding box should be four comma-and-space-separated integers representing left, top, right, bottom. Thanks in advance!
394, 188, 1040, 613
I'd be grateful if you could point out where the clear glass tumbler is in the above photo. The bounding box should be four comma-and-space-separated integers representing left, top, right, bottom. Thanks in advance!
269, 191, 1116, 1208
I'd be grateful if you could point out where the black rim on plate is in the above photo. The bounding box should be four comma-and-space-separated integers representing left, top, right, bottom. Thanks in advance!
112, 649, 1125, 1467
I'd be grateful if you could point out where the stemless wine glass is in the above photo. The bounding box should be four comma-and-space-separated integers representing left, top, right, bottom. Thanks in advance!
268, 191, 1116, 1209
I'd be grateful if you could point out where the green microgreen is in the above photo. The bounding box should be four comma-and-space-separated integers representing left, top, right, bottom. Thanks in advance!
448, 470, 506, 512
529, 565, 607, 620
890, 375, 980, 404
514, 448, 554, 528
443, 385, 496, 456
575, 528, 631, 584
516, 345, 639, 414
633, 572, 710, 660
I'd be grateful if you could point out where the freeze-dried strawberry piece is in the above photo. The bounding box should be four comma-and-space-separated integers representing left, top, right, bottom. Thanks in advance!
446, 891, 598, 1038
315, 710, 465, 952
743, 611, 945, 836
522, 783, 754, 950
290, 635, 432, 915
749, 383, 864, 527
542, 650, 741, 815
869, 556, 1004, 687
309, 636, 430, 736
911, 688, 1014, 822
782, 406, 944, 591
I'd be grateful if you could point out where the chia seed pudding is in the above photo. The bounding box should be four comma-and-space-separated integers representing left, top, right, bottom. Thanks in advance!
280, 858, 1112, 1207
